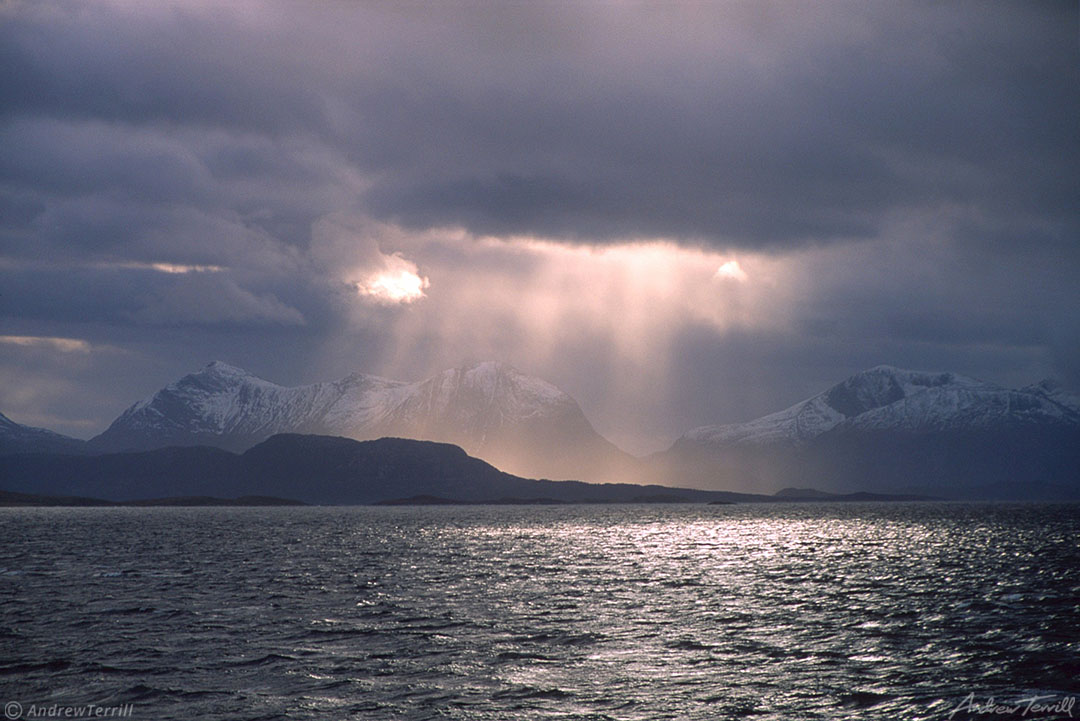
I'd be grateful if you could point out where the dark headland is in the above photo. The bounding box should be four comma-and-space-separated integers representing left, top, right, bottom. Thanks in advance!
1, 433, 937, 506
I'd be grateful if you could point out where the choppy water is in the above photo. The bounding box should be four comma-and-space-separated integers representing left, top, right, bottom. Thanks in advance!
1, 503, 1077, 720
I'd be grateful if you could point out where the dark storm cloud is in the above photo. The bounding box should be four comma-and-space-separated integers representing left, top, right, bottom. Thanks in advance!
0, 3, 331, 136
2, 1, 1076, 249
350, 2, 1078, 247
0, 265, 311, 327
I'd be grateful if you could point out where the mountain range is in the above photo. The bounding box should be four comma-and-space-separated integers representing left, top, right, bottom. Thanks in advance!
81, 360, 631, 482
2, 362, 1078, 500
652, 366, 1080, 499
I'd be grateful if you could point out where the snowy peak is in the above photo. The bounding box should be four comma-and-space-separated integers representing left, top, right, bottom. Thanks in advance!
88, 360, 626, 481
96, 361, 343, 451
0, 411, 88, 455
194, 360, 261, 381
421, 361, 575, 420
1, 411, 68, 439
1023, 379, 1080, 413
174, 361, 277, 394
826, 369, 1079, 433
682, 366, 1077, 448
123, 361, 273, 417
822, 365, 984, 418
201, 359, 252, 377
663, 366, 1080, 500
368, 361, 586, 459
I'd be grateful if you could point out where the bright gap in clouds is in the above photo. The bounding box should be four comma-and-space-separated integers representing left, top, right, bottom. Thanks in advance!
359, 232, 787, 453
375, 232, 786, 375
311, 216, 791, 453
715, 260, 748, 282
311, 214, 431, 306
447, 238, 774, 340
105, 262, 224, 274
0, 335, 92, 353
355, 265, 430, 304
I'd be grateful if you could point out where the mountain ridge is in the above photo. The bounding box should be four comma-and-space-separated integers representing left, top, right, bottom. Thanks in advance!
680, 365, 1080, 444
87, 360, 633, 482
4, 362, 1078, 500
0, 411, 89, 456
657, 365, 1080, 498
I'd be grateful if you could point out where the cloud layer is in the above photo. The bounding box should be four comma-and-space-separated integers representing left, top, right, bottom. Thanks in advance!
1, 1, 1077, 450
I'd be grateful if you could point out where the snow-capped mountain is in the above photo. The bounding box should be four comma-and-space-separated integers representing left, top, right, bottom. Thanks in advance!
683, 366, 1080, 445
11, 362, 1078, 498
91, 361, 402, 452
0, 412, 88, 456
89, 360, 632, 481
659, 366, 1080, 499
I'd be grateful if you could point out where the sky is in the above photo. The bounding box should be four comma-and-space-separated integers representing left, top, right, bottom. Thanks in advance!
1, 1, 1078, 454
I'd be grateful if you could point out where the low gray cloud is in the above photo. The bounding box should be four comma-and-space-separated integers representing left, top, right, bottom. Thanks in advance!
128, 272, 306, 327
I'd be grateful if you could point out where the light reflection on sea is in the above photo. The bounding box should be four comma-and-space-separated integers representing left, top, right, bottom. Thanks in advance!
1, 503, 1077, 720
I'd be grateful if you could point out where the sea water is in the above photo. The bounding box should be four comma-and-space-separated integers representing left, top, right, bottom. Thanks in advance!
1, 503, 1077, 720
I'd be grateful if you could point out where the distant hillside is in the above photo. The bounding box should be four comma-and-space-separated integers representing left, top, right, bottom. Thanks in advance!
1, 434, 761, 505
